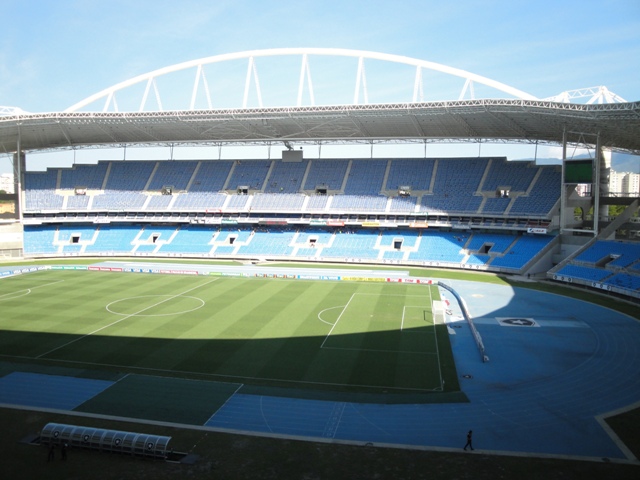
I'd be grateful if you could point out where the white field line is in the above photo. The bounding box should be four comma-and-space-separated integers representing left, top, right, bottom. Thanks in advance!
320, 293, 356, 349
322, 346, 437, 355
317, 305, 345, 326
401, 305, 432, 332
0, 280, 65, 300
36, 278, 219, 359
259, 395, 274, 433
3, 354, 435, 392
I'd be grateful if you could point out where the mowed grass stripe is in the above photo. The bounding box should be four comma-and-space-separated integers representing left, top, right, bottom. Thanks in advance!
0, 271, 152, 357
243, 281, 344, 382
209, 280, 335, 378
75, 374, 241, 425
0, 271, 459, 394
41, 277, 216, 366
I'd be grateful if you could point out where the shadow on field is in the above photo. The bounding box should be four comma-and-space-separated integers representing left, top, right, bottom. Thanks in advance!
0, 322, 465, 414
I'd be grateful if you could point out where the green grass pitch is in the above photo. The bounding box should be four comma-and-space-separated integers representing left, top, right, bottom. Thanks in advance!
0, 270, 461, 397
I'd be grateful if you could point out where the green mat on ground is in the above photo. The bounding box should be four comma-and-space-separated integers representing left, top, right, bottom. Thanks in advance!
75, 374, 241, 425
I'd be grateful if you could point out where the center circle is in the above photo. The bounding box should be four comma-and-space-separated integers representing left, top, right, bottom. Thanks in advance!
106, 295, 205, 317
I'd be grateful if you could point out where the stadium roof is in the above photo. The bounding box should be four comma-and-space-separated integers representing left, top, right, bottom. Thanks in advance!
1, 98, 639, 155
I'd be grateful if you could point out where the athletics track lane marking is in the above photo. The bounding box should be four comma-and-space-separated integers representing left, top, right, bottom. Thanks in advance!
36, 278, 219, 359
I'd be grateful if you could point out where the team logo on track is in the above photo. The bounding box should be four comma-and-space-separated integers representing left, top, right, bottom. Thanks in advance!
497, 317, 538, 327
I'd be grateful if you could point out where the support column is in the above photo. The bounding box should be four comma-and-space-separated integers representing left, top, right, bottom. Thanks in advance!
559, 128, 568, 234
593, 133, 601, 237
13, 149, 24, 222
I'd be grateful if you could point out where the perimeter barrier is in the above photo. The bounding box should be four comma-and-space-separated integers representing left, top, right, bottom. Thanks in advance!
437, 281, 489, 363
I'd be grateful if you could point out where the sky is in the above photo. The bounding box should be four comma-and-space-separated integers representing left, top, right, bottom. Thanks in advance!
1, 0, 639, 173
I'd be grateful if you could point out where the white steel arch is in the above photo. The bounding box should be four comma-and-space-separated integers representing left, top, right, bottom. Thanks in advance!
64, 48, 538, 113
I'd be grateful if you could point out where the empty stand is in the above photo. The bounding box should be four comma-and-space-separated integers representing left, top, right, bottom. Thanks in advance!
20, 156, 571, 278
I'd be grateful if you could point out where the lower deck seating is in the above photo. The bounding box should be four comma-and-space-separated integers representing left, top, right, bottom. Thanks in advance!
22, 225, 555, 273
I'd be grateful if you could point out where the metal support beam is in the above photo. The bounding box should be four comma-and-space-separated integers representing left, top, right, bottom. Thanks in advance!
593, 133, 601, 237
14, 128, 23, 222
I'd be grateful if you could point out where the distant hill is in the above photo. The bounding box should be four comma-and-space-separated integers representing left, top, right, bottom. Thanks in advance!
611, 152, 640, 173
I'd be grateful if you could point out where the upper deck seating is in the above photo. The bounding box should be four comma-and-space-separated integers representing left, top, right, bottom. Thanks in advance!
171, 192, 226, 210
66, 195, 90, 210
420, 193, 483, 214
481, 196, 511, 214
343, 160, 387, 195
303, 160, 349, 191
421, 158, 488, 214
24, 170, 63, 211
389, 196, 418, 212
251, 193, 305, 211
25, 170, 58, 189
104, 161, 155, 191
306, 195, 330, 211
263, 160, 308, 193
329, 195, 387, 211
22, 157, 562, 219
226, 194, 250, 210
189, 161, 234, 192
92, 191, 147, 210
60, 163, 108, 190
24, 189, 64, 210
385, 158, 434, 191
147, 161, 198, 191
509, 167, 560, 215
226, 160, 271, 191
482, 159, 537, 192
146, 195, 174, 210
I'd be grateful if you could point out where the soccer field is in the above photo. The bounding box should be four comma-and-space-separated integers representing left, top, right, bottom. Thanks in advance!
0, 270, 460, 396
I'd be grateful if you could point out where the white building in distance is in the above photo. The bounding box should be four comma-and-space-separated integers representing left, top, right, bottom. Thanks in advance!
610, 170, 640, 197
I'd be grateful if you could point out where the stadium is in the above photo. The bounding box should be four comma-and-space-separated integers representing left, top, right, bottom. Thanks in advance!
1, 49, 639, 477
